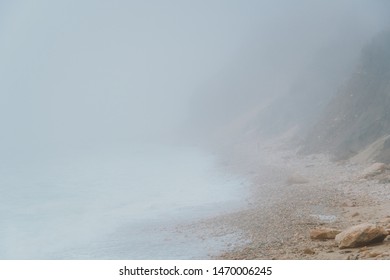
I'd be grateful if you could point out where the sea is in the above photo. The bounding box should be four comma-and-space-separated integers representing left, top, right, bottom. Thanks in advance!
0, 144, 248, 259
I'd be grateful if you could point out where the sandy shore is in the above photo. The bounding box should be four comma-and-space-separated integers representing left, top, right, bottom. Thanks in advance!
196, 138, 390, 259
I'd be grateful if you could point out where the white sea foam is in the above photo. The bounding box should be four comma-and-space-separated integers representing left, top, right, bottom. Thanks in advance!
0, 145, 247, 259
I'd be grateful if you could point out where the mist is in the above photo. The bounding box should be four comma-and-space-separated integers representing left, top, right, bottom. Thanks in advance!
186, 0, 390, 143
0, 0, 269, 156
1, 1, 389, 153
1, 0, 390, 259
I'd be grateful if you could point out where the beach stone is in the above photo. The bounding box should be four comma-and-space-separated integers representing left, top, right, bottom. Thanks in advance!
360, 163, 387, 178
368, 251, 381, 258
287, 173, 309, 185
310, 227, 341, 240
303, 248, 315, 255
335, 223, 388, 248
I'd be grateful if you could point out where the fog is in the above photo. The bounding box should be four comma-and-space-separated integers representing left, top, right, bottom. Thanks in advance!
186, 1, 390, 140
1, 1, 389, 153
1, 0, 390, 259
0, 0, 269, 154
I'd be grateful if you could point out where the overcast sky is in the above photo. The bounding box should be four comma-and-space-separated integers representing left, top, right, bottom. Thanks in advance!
0, 0, 389, 153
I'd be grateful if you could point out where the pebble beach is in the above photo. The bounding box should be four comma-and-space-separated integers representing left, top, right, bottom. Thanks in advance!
190, 137, 390, 260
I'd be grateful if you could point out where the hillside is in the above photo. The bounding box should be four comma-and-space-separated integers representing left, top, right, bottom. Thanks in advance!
303, 30, 390, 162
185, 39, 360, 149
185, 27, 390, 165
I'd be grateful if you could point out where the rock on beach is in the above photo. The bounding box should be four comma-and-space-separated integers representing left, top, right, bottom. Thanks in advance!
310, 228, 341, 240
335, 223, 388, 249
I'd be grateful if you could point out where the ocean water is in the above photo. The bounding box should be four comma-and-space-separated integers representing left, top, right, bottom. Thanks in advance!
0, 145, 248, 259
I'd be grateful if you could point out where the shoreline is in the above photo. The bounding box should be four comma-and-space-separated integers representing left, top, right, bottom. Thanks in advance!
200, 138, 390, 259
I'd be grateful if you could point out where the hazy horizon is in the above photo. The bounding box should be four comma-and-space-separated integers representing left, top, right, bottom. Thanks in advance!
1, 1, 389, 155
1, 0, 390, 261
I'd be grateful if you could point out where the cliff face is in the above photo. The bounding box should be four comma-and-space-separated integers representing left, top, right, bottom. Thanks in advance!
251, 46, 355, 138
185, 40, 359, 147
303, 30, 390, 162
185, 28, 390, 164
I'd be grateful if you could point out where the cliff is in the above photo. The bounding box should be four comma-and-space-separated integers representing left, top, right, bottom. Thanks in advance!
186, 29, 390, 164
185, 39, 359, 148
303, 30, 390, 162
